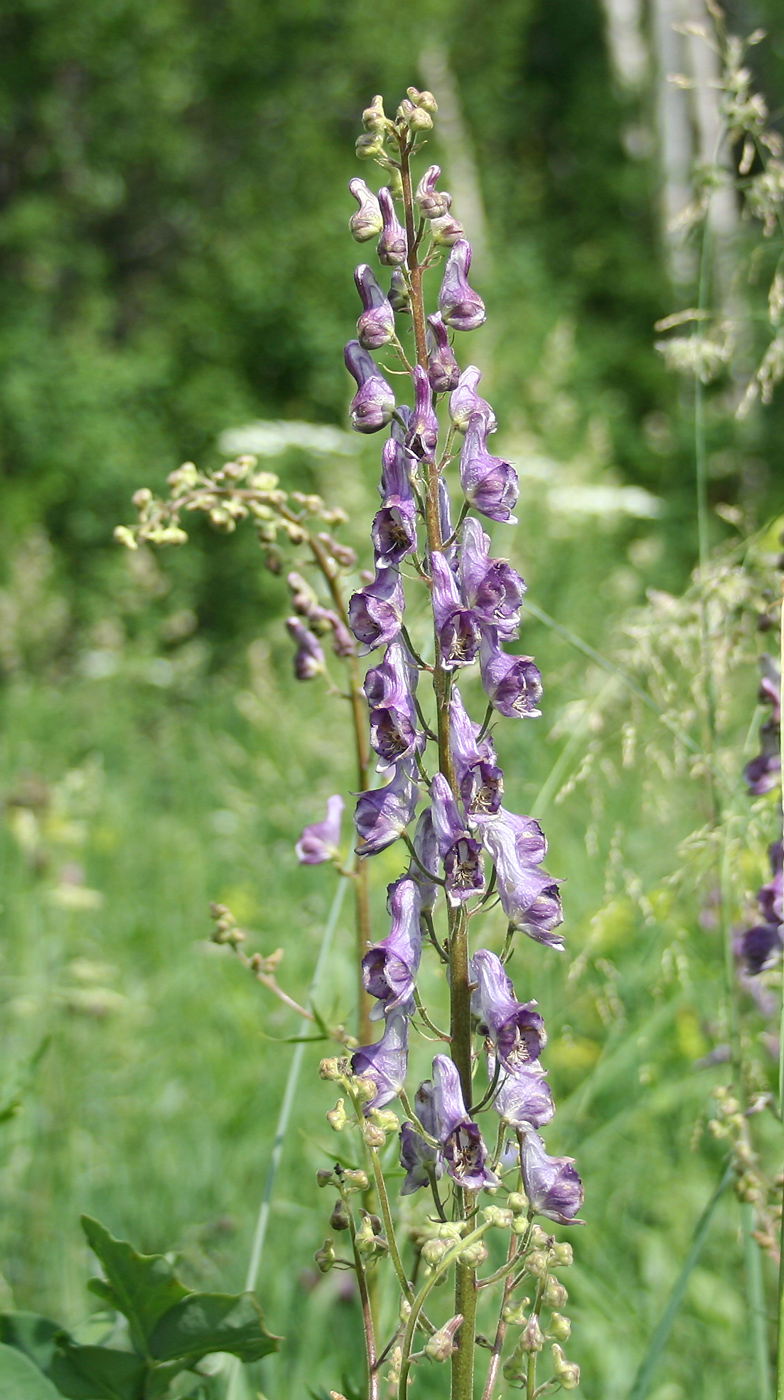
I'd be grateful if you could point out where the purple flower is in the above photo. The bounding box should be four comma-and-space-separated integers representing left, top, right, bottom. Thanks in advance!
365, 639, 421, 767
295, 794, 344, 865
439, 479, 459, 567
406, 808, 441, 913
427, 312, 460, 394
431, 551, 482, 670
449, 366, 497, 434
344, 340, 395, 434
406, 365, 440, 460
470, 949, 546, 1070
362, 877, 422, 1019
438, 240, 486, 332
460, 517, 525, 640
480, 630, 543, 718
371, 508, 417, 568
285, 617, 325, 680
431, 213, 466, 247
399, 1080, 444, 1195
415, 164, 452, 220
479, 812, 563, 948
449, 689, 504, 818
351, 1010, 409, 1110
377, 187, 407, 266
348, 178, 384, 242
430, 772, 485, 904
431, 1055, 499, 1191
459, 413, 518, 523
363, 639, 418, 708
354, 759, 419, 856
487, 1051, 555, 1130
759, 842, 783, 926
519, 1128, 584, 1225
348, 568, 404, 652
744, 655, 781, 793
737, 923, 783, 976
355, 264, 395, 349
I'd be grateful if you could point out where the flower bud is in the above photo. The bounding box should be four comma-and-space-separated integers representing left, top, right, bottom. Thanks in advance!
317, 533, 357, 570
352, 1073, 379, 1104
315, 1239, 336, 1272
430, 214, 465, 247
520, 1313, 545, 1353
370, 1108, 400, 1132
502, 1347, 527, 1384
362, 95, 387, 133
408, 87, 437, 113
548, 1313, 572, 1343
355, 1211, 388, 1257
329, 1199, 351, 1231
387, 1346, 403, 1385
408, 106, 433, 132
377, 188, 407, 266
551, 1241, 574, 1268
530, 1225, 552, 1249
543, 1276, 568, 1309
319, 1057, 345, 1081
458, 1240, 488, 1268
507, 1192, 528, 1214
415, 166, 452, 220
389, 270, 411, 314
424, 1315, 463, 1361
355, 264, 395, 349
114, 526, 138, 550
342, 1168, 369, 1191
356, 132, 384, 160
362, 1121, 387, 1148
501, 1299, 530, 1326
132, 487, 153, 509
525, 1249, 550, 1278
327, 1098, 350, 1131
316, 1168, 335, 1188
551, 1344, 580, 1389
426, 311, 460, 393
482, 1206, 514, 1229
348, 178, 383, 242
512, 1213, 531, 1236
422, 1238, 450, 1267
396, 99, 416, 124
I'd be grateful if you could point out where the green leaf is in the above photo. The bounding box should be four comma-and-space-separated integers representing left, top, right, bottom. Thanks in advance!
0, 1312, 63, 1375
148, 1291, 280, 1365
80, 1218, 188, 1356
49, 1338, 147, 1400
0, 1343, 60, 1399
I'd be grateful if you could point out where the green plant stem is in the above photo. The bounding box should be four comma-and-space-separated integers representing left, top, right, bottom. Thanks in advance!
343, 1194, 380, 1400
397, 1223, 492, 1400
776, 584, 784, 1400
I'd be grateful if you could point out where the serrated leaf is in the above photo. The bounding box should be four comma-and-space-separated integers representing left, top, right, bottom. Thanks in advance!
0, 1343, 60, 1399
80, 1218, 188, 1356
148, 1292, 280, 1365
50, 1337, 147, 1400
0, 1312, 63, 1375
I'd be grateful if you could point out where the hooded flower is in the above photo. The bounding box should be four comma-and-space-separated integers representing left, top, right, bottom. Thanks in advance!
438, 241, 486, 331
449, 366, 497, 434
406, 807, 441, 913
744, 655, 781, 794
348, 178, 384, 242
519, 1128, 584, 1225
479, 813, 564, 948
348, 568, 405, 652
470, 949, 546, 1070
285, 617, 325, 680
449, 688, 504, 818
415, 164, 452, 219
362, 876, 422, 1019
296, 794, 344, 865
377, 187, 407, 266
351, 1010, 409, 1110
487, 1050, 555, 1130
406, 365, 440, 460
737, 841, 783, 975
363, 638, 418, 708
427, 312, 460, 393
365, 640, 421, 768
355, 264, 395, 349
431, 551, 482, 671
459, 413, 518, 523
399, 1080, 444, 1194
430, 1055, 499, 1191
460, 517, 525, 640
480, 630, 543, 718
430, 772, 485, 903
354, 759, 420, 855
344, 340, 395, 433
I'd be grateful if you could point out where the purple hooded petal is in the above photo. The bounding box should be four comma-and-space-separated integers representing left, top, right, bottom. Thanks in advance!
295, 794, 344, 865
430, 773, 466, 854
479, 817, 564, 948
443, 835, 485, 903
363, 639, 418, 709
737, 922, 783, 976
431, 552, 481, 670
759, 842, 783, 926
406, 807, 441, 913
285, 617, 325, 680
744, 727, 781, 794
377, 187, 407, 266
438, 241, 486, 332
348, 568, 405, 652
471, 949, 546, 1069
399, 1121, 444, 1195
362, 877, 423, 1019
426, 312, 460, 394
488, 1051, 555, 1130
351, 1010, 409, 1110
415, 164, 452, 220
460, 517, 525, 639
460, 414, 518, 523
406, 365, 440, 460
372, 505, 418, 567
520, 1128, 584, 1225
355, 264, 396, 349
431, 1055, 499, 1191
379, 436, 416, 502
349, 178, 384, 242
345, 340, 396, 433
449, 367, 497, 434
480, 630, 543, 718
354, 759, 420, 856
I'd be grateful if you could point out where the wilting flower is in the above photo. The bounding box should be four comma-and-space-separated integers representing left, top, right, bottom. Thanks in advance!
344, 340, 395, 433
449, 366, 497, 433
488, 1051, 555, 1130
519, 1128, 584, 1225
349, 567, 405, 651
438, 240, 486, 332
479, 812, 563, 948
296, 794, 344, 865
471, 949, 547, 1070
285, 617, 325, 680
363, 877, 422, 1019
427, 312, 460, 393
480, 630, 543, 718
431, 551, 482, 670
459, 413, 518, 523
406, 365, 440, 459
415, 164, 452, 219
430, 1055, 499, 1190
354, 759, 419, 855
377, 187, 407, 266
348, 177, 384, 241
460, 517, 525, 639
351, 1010, 409, 1110
355, 264, 395, 349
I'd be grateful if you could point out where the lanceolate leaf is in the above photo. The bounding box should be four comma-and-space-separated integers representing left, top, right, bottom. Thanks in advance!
148, 1291, 280, 1365
0, 1342, 60, 1399
49, 1337, 147, 1400
80, 1217, 188, 1356
0, 1312, 62, 1376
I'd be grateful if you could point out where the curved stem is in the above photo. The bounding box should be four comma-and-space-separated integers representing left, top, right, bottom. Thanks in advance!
397, 1222, 492, 1400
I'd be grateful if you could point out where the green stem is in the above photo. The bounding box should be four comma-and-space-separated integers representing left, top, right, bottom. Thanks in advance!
775, 586, 784, 1400
397, 1223, 492, 1400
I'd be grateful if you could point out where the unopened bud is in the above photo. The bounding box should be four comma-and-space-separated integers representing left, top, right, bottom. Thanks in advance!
424, 1315, 463, 1361
408, 106, 433, 132
326, 1099, 350, 1132
525, 1249, 550, 1278
317, 533, 357, 569
362, 1122, 387, 1148
132, 487, 153, 509
356, 132, 384, 160
422, 1238, 449, 1267
319, 1057, 345, 1082
543, 1276, 568, 1309
352, 1074, 379, 1104
396, 99, 416, 124
113, 525, 138, 549
501, 1299, 530, 1327
342, 1168, 369, 1191
520, 1313, 545, 1354
408, 87, 437, 114
458, 1240, 488, 1269
502, 1347, 527, 1384
530, 1225, 552, 1249
548, 1313, 572, 1343
482, 1206, 514, 1229
329, 1199, 351, 1231
387, 1346, 403, 1386
315, 1238, 336, 1273
552, 1344, 580, 1390
551, 1241, 573, 1268
370, 1108, 399, 1132
507, 1193, 527, 1213
348, 178, 383, 242
430, 214, 465, 246
316, 1168, 335, 1188
355, 1212, 388, 1257
399, 1298, 411, 1323
362, 95, 387, 133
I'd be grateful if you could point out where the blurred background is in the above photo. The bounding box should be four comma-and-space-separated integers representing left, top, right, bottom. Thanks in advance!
1, 1, 783, 1398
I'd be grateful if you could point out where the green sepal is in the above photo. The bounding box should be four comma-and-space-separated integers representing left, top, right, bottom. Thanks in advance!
148, 1291, 280, 1365
80, 1217, 188, 1357
0, 1342, 60, 1399
49, 1336, 147, 1400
